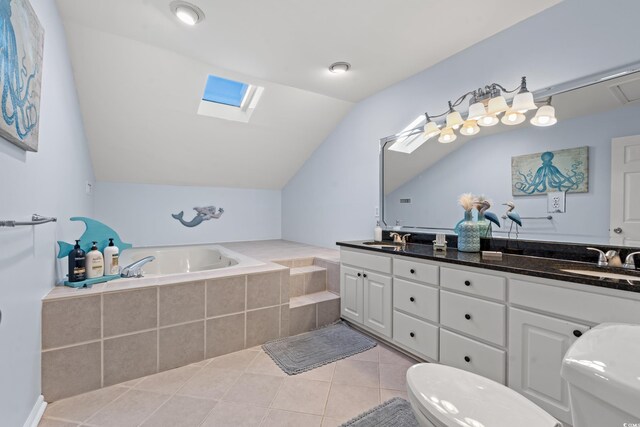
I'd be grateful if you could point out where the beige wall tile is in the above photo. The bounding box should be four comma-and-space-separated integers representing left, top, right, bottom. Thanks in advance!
280, 304, 290, 338
317, 299, 340, 327
293, 258, 315, 267
42, 342, 102, 401
103, 288, 157, 337
42, 296, 101, 350
326, 262, 340, 295
206, 314, 245, 358
280, 270, 290, 304
159, 321, 205, 371
289, 304, 316, 336
273, 260, 294, 268
159, 281, 205, 327
246, 306, 279, 347
246, 272, 280, 309
104, 331, 158, 386
289, 274, 304, 298
304, 271, 326, 294
140, 395, 217, 427
206, 276, 245, 317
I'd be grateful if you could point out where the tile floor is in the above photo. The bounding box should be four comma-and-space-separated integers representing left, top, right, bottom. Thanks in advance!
39, 340, 418, 427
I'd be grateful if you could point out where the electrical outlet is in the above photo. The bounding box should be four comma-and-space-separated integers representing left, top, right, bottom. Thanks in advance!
547, 191, 565, 213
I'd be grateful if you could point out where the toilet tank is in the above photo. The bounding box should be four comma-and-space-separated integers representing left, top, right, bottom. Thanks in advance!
561, 323, 640, 427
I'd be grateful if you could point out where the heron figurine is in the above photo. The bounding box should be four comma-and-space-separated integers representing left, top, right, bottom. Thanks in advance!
502, 201, 523, 244
477, 199, 501, 237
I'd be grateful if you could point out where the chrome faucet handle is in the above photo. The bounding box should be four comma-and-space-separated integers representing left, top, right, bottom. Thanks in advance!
401, 234, 411, 244
623, 251, 640, 270
389, 232, 402, 244
587, 247, 608, 267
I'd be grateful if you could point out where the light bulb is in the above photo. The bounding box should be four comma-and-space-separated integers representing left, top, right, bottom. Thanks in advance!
478, 114, 499, 127
460, 120, 479, 136
531, 105, 557, 127
501, 109, 525, 125
438, 127, 457, 144
175, 6, 198, 25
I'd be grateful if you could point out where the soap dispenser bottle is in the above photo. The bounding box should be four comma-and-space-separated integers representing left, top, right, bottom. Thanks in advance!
374, 221, 383, 242
103, 238, 119, 276
68, 240, 86, 282
86, 241, 104, 279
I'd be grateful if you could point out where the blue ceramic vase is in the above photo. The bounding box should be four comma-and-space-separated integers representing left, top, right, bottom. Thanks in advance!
457, 210, 480, 252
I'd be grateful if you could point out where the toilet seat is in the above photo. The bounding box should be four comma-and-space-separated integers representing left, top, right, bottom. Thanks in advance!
407, 363, 560, 427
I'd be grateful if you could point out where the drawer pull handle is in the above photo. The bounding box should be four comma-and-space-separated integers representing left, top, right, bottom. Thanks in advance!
357, 273, 361, 277
464, 280, 471, 286
573, 330, 583, 338
464, 356, 471, 363
410, 269, 415, 274
465, 314, 471, 320
409, 296, 415, 302
410, 332, 415, 338
363, 273, 367, 278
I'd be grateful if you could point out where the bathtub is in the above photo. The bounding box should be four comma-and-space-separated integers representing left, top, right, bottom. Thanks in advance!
119, 244, 265, 276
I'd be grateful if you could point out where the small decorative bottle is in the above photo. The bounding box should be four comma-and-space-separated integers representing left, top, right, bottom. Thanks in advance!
457, 210, 480, 252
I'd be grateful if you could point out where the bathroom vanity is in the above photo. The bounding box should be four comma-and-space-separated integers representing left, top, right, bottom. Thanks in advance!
337, 242, 640, 425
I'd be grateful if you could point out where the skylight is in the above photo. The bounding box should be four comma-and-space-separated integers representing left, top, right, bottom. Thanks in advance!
203, 75, 249, 108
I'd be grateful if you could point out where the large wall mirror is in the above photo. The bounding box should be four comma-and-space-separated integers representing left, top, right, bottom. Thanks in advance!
381, 62, 640, 247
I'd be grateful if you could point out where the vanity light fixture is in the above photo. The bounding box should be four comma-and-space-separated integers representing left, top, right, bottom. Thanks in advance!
423, 114, 441, 139
501, 108, 526, 125
460, 120, 480, 135
445, 102, 464, 129
438, 127, 457, 143
170, 1, 204, 26
531, 98, 558, 127
329, 62, 351, 74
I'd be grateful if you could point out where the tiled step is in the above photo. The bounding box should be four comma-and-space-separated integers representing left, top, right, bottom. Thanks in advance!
289, 291, 341, 336
289, 265, 327, 297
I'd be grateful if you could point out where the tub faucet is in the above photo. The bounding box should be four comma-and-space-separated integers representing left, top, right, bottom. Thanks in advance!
623, 252, 640, 270
121, 256, 155, 278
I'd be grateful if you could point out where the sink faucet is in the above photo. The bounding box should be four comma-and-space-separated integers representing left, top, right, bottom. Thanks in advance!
120, 256, 156, 278
587, 248, 621, 267
623, 252, 640, 270
390, 232, 411, 245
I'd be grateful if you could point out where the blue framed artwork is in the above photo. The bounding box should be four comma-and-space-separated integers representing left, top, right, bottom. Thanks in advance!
512, 146, 588, 196
0, 0, 44, 152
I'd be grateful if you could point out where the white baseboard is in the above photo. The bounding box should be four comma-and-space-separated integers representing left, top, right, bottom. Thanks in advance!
23, 395, 47, 427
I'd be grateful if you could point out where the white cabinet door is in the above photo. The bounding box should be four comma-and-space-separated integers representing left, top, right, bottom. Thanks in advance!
340, 265, 363, 324
508, 308, 589, 425
363, 271, 392, 337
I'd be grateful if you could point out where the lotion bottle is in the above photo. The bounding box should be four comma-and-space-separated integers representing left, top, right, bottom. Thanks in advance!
86, 241, 104, 278
374, 220, 383, 242
68, 240, 86, 282
103, 238, 119, 276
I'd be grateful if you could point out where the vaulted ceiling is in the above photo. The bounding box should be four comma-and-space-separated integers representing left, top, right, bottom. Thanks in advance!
56, 0, 561, 189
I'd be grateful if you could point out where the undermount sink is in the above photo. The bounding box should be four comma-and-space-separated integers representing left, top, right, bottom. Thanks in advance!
362, 241, 402, 248
561, 269, 640, 282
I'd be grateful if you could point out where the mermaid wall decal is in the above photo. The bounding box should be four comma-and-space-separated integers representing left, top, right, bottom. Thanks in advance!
0, 0, 44, 152
511, 147, 588, 196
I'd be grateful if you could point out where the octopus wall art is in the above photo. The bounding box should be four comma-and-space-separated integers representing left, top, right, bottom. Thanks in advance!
0, 0, 44, 152
511, 146, 588, 196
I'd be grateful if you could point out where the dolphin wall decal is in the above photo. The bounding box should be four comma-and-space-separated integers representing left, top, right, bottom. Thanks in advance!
172, 206, 224, 227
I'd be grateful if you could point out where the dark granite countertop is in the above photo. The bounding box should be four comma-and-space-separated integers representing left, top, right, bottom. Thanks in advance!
337, 240, 640, 293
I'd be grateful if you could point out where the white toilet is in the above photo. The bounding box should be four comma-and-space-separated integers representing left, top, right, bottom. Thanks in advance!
406, 363, 560, 427
561, 322, 640, 427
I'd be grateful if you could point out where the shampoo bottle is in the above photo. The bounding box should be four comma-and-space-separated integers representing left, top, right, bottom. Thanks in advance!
374, 220, 383, 242
68, 240, 86, 282
86, 241, 104, 279
103, 238, 119, 276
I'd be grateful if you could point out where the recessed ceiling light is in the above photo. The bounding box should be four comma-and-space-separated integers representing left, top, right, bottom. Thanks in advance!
170, 1, 204, 26
329, 62, 351, 74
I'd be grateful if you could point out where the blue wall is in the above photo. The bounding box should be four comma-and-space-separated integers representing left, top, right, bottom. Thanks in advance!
282, 0, 640, 248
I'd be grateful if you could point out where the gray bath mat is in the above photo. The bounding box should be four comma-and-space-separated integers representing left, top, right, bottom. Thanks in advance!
262, 321, 377, 374
340, 398, 419, 427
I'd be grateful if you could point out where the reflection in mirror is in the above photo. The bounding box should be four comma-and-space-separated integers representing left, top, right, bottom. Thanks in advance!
382, 64, 640, 247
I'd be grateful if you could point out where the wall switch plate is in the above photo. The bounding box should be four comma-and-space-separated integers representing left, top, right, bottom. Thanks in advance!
547, 191, 565, 213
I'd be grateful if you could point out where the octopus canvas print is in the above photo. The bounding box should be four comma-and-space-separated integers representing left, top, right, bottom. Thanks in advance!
511, 147, 588, 196
0, 0, 44, 152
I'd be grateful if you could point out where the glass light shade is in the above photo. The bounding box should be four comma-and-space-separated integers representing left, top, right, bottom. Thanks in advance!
460, 120, 480, 136
175, 6, 199, 25
487, 96, 508, 115
511, 91, 538, 113
530, 105, 557, 127
423, 121, 441, 140
467, 102, 487, 121
501, 109, 526, 125
446, 110, 464, 129
438, 127, 457, 144
478, 114, 499, 127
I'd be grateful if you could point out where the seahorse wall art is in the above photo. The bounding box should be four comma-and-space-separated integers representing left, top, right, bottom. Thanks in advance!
0, 0, 44, 152
511, 147, 588, 196
172, 206, 224, 227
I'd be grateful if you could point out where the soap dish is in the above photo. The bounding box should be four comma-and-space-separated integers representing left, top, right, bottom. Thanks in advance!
433, 241, 447, 252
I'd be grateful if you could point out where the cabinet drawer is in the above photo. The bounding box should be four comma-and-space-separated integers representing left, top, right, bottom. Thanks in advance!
393, 278, 439, 322
393, 311, 439, 360
440, 329, 506, 384
440, 291, 506, 346
341, 249, 391, 274
393, 257, 439, 285
441, 267, 506, 301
